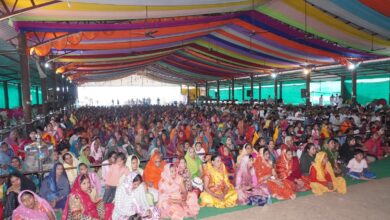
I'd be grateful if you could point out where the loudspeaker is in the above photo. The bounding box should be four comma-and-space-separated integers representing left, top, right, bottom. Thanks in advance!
301, 89, 306, 98
246, 90, 251, 97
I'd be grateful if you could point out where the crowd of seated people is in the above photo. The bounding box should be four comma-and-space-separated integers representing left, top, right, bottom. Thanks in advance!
0, 103, 388, 219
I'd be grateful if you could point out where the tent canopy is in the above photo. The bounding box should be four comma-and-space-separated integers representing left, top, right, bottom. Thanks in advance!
1, 0, 390, 84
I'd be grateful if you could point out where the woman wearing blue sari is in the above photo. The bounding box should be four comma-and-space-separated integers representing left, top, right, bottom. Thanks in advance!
39, 163, 70, 209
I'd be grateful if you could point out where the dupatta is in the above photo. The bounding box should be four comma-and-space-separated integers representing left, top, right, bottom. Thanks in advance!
184, 150, 202, 178
143, 152, 166, 189
12, 190, 55, 220
61, 175, 99, 220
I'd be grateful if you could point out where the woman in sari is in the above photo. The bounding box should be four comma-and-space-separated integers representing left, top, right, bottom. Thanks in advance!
235, 155, 270, 206
176, 157, 194, 193
40, 162, 70, 209
78, 145, 95, 166
61, 174, 104, 220
90, 138, 104, 164
126, 155, 144, 176
12, 190, 55, 220
78, 163, 102, 196
143, 152, 166, 189
309, 152, 347, 196
236, 143, 256, 165
10, 157, 40, 188
200, 155, 238, 208
276, 149, 310, 192
62, 152, 79, 185
218, 146, 235, 183
3, 172, 36, 219
113, 172, 159, 220
158, 164, 200, 220
253, 149, 296, 200
185, 147, 203, 179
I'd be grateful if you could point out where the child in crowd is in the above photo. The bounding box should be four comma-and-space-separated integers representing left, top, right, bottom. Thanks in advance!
347, 149, 376, 180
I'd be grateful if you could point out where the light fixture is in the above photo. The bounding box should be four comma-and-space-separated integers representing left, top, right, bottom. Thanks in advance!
56, 87, 60, 91
303, 68, 310, 75
61, 75, 64, 78
44, 62, 50, 69
348, 63, 356, 70
271, 73, 277, 78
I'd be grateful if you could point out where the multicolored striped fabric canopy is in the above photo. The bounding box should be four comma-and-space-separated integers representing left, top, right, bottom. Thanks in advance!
8, 0, 390, 84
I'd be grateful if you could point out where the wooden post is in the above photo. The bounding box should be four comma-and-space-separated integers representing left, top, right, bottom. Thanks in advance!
18, 32, 32, 123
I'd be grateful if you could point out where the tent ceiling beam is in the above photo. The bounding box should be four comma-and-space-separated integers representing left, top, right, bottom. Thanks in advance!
0, 0, 60, 21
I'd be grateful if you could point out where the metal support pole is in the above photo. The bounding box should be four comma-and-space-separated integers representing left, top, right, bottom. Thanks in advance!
274, 78, 278, 101
242, 84, 245, 102
340, 75, 345, 101
18, 32, 32, 123
232, 78, 235, 104
306, 73, 311, 106
3, 81, 9, 109
250, 74, 254, 104
217, 80, 220, 104
279, 81, 283, 103
258, 81, 262, 101
351, 70, 357, 105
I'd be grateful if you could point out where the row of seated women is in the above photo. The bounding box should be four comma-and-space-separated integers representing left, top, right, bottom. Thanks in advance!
3, 144, 347, 220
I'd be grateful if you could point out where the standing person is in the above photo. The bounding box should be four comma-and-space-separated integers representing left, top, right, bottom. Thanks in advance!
12, 190, 56, 220
330, 94, 335, 106
319, 95, 324, 106
103, 152, 129, 203
158, 164, 200, 220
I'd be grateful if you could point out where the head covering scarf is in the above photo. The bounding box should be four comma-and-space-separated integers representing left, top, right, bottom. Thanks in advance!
312, 152, 336, 182
40, 162, 70, 202
77, 163, 102, 196
143, 152, 166, 189
61, 175, 99, 220
218, 146, 234, 174
275, 150, 291, 180
235, 155, 257, 188
63, 152, 79, 185
184, 149, 202, 179
12, 190, 55, 220
78, 145, 91, 166
126, 155, 144, 176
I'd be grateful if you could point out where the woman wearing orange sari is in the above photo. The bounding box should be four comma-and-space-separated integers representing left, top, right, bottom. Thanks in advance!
143, 152, 166, 189
254, 149, 296, 200
276, 149, 310, 192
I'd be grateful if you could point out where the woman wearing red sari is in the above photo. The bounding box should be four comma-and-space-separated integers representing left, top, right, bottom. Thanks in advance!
253, 148, 296, 200
61, 174, 104, 220
276, 149, 310, 192
218, 146, 235, 183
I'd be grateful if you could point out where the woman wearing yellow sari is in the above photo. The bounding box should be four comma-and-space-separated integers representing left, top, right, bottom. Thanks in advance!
200, 155, 238, 208
309, 152, 347, 196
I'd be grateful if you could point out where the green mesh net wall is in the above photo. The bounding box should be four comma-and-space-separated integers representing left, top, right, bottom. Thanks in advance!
38, 88, 42, 104
0, 83, 5, 108
344, 75, 390, 105
30, 87, 42, 105
208, 76, 389, 105
8, 84, 20, 109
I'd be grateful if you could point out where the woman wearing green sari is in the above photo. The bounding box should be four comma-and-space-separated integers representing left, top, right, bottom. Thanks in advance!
185, 147, 203, 178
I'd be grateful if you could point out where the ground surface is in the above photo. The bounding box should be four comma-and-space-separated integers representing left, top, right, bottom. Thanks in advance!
204, 178, 390, 220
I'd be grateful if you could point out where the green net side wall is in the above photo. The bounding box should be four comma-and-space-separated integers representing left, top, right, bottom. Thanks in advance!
8, 84, 20, 109
209, 76, 389, 105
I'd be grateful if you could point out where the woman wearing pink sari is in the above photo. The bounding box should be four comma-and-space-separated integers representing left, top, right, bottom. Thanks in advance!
235, 155, 270, 206
12, 190, 55, 220
158, 163, 200, 220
